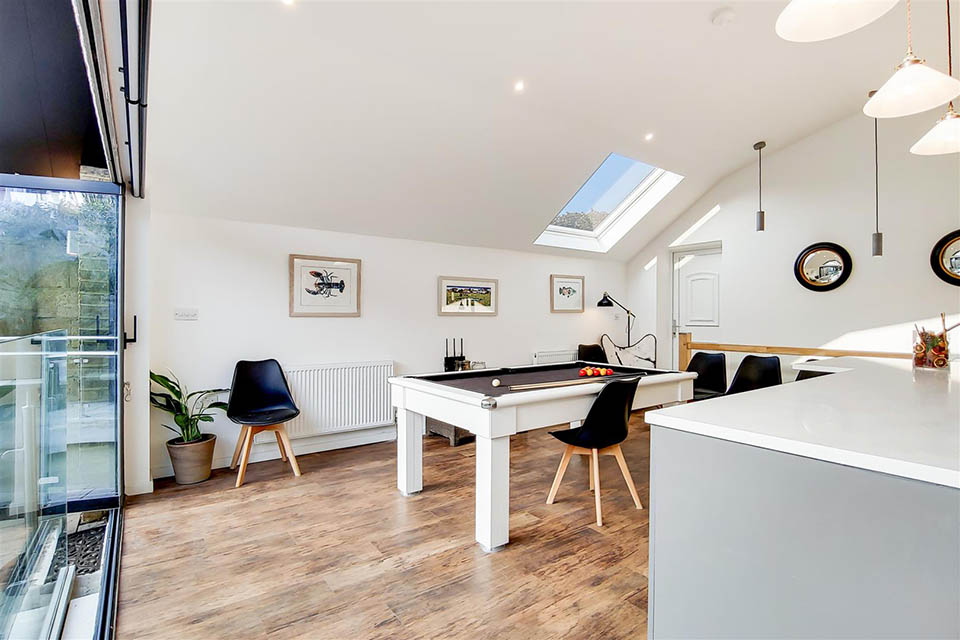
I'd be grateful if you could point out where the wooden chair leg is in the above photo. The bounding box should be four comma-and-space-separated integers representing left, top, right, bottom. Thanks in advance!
588, 456, 595, 492
612, 445, 643, 509
235, 427, 255, 488
230, 425, 249, 470
592, 448, 602, 526
546, 445, 574, 504
274, 430, 287, 462
277, 426, 301, 477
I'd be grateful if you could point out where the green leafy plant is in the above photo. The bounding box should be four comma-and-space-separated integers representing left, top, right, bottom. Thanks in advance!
150, 370, 228, 443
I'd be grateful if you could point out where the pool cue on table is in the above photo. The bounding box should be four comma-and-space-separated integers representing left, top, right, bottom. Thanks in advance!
508, 377, 615, 392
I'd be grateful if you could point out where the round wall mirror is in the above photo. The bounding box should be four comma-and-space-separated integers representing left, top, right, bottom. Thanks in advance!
931, 230, 960, 286
794, 242, 852, 292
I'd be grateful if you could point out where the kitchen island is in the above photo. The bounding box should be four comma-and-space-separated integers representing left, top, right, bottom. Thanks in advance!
644, 357, 959, 639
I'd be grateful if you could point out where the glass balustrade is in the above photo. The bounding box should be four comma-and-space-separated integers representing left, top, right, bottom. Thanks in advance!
0, 331, 71, 640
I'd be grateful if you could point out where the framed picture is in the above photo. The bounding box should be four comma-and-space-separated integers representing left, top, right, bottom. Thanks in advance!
289, 254, 361, 317
438, 276, 498, 316
550, 274, 585, 313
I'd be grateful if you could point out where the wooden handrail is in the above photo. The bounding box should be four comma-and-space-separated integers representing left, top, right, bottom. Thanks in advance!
677, 332, 911, 370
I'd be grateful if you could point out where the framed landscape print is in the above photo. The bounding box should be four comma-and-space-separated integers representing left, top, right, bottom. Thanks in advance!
289, 254, 361, 317
437, 276, 498, 316
550, 274, 584, 313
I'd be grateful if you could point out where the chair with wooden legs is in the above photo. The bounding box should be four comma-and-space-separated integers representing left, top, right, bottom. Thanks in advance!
226, 359, 302, 488
545, 377, 643, 526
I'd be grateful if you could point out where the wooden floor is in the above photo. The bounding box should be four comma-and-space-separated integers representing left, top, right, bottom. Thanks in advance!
118, 414, 653, 639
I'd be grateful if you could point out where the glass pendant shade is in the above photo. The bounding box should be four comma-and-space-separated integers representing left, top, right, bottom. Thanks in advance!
776, 0, 898, 42
911, 107, 960, 154
863, 56, 960, 118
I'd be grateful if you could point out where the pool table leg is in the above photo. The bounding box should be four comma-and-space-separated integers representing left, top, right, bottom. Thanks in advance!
476, 434, 510, 552
397, 409, 424, 496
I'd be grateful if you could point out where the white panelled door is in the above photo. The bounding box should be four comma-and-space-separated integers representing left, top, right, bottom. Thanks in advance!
672, 248, 722, 367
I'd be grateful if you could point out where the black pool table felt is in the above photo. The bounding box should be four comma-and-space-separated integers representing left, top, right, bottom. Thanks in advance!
414, 362, 666, 396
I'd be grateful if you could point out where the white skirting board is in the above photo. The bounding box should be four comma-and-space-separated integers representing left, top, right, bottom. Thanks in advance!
150, 424, 396, 481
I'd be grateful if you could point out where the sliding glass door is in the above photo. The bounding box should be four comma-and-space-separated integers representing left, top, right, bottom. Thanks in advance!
0, 174, 123, 506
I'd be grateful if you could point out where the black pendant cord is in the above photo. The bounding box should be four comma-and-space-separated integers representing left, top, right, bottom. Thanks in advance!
758, 146, 763, 212
949, 0, 954, 110
874, 117, 879, 234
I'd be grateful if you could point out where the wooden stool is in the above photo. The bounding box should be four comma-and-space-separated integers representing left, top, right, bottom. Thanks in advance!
230, 423, 301, 488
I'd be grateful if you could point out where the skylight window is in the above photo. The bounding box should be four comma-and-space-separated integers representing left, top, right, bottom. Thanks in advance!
535, 152, 683, 253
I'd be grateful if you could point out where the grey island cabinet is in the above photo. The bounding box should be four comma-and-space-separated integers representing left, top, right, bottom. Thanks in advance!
645, 357, 960, 639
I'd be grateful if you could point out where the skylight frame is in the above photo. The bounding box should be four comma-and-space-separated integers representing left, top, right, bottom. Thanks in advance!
535, 163, 684, 253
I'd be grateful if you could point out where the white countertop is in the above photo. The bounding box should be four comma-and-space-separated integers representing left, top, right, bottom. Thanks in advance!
645, 357, 960, 489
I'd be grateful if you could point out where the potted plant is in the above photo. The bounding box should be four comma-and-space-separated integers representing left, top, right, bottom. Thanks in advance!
150, 371, 228, 484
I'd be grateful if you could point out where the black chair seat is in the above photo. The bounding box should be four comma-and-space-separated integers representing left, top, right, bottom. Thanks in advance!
687, 352, 726, 401
548, 377, 641, 450
227, 407, 300, 426
549, 425, 623, 451
795, 369, 833, 381
577, 343, 608, 364
693, 389, 724, 402
726, 355, 782, 395
226, 359, 300, 426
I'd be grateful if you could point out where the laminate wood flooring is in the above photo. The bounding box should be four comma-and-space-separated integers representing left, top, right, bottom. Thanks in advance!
118, 414, 653, 639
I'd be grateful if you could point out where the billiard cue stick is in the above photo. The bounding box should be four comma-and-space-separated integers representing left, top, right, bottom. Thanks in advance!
508, 377, 611, 391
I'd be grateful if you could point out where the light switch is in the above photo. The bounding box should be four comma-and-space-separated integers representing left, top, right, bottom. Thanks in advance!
174, 307, 199, 321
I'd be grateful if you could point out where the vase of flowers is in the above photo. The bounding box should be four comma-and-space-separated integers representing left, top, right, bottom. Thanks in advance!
150, 371, 228, 484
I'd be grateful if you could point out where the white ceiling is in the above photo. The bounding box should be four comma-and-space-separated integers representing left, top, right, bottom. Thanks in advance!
146, 0, 952, 261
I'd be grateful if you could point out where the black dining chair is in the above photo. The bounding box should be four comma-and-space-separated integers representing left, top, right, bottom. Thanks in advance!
545, 377, 642, 526
578, 343, 608, 364
227, 359, 302, 487
687, 352, 726, 401
726, 355, 782, 395
795, 369, 833, 381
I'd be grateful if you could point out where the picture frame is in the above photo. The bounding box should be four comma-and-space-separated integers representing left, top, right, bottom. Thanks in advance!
437, 276, 498, 316
550, 274, 585, 313
289, 254, 361, 317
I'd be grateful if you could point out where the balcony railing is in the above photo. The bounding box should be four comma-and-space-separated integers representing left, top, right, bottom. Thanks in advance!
0, 331, 74, 640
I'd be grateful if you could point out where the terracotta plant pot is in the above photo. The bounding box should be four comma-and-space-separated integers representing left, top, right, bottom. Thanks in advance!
166, 434, 217, 484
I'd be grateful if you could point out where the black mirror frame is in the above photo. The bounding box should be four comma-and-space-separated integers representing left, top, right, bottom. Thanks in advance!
794, 242, 853, 292
930, 229, 960, 287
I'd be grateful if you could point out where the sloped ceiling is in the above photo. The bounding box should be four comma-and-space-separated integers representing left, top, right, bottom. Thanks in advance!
0, 0, 105, 178
146, 0, 950, 261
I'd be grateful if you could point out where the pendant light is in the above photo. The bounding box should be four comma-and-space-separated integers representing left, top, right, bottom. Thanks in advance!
870, 91, 883, 257
776, 0, 898, 43
911, 0, 960, 155
864, 0, 960, 118
754, 141, 766, 232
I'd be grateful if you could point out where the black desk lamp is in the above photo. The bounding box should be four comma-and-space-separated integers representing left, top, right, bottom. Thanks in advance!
597, 292, 634, 345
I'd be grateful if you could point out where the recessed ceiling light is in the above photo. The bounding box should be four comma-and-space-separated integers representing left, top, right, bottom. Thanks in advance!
644, 132, 654, 142
514, 80, 525, 93
281, 0, 294, 5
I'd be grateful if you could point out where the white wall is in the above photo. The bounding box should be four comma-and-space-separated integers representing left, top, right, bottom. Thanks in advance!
627, 110, 960, 369
122, 196, 153, 495
146, 215, 627, 479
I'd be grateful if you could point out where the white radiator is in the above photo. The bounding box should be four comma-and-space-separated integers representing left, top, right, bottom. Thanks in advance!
256, 360, 394, 442
531, 349, 578, 365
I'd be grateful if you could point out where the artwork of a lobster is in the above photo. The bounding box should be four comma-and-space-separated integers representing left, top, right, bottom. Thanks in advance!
304, 270, 345, 297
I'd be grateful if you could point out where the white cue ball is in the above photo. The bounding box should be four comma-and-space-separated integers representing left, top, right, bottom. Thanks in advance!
491, 378, 501, 387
